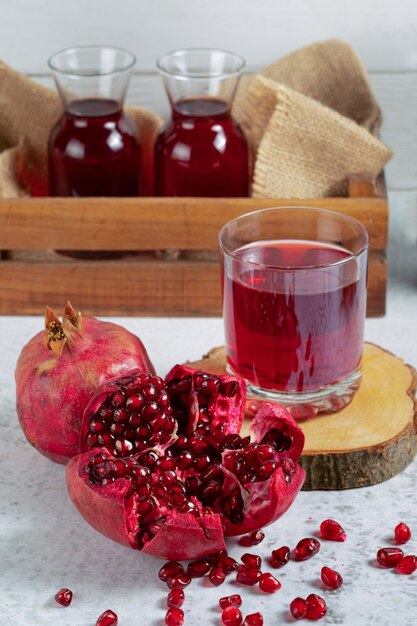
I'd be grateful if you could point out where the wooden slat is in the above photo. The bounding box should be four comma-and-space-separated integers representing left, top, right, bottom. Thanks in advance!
0, 197, 388, 251
0, 250, 386, 316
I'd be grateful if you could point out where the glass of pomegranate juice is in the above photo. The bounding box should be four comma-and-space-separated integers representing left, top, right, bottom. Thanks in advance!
155, 48, 249, 197
219, 207, 369, 418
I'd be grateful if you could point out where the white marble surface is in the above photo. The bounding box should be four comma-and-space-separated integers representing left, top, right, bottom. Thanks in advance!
1, 279, 417, 626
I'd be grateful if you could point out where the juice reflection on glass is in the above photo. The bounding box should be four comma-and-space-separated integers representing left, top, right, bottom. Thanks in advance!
155, 48, 249, 197
219, 207, 369, 418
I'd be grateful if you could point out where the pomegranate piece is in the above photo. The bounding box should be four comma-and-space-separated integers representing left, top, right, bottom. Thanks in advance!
16, 302, 154, 463
258, 572, 281, 593
167, 588, 185, 608
293, 537, 320, 561
222, 605, 243, 626
238, 530, 265, 547
187, 558, 211, 577
321, 566, 343, 590
236, 566, 261, 585
396, 555, 417, 574
376, 547, 404, 568
290, 597, 308, 620
306, 594, 327, 620
167, 574, 191, 590
270, 546, 290, 568
319, 519, 346, 542
96, 610, 118, 626
219, 595, 242, 609
209, 565, 226, 586
241, 553, 262, 569
165, 607, 184, 626
243, 613, 263, 626
395, 522, 412, 544
159, 561, 185, 582
54, 587, 73, 606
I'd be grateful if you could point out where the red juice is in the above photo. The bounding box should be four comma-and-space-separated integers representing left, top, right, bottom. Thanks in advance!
48, 98, 141, 197
155, 98, 249, 197
222, 240, 367, 392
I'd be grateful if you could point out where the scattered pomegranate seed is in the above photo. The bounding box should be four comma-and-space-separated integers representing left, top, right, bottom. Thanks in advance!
54, 587, 73, 607
241, 553, 262, 569
293, 537, 321, 561
209, 566, 226, 586
395, 555, 417, 574
321, 566, 343, 590
187, 558, 211, 578
238, 530, 265, 547
395, 522, 412, 544
96, 610, 118, 626
306, 594, 327, 620
165, 607, 184, 626
376, 547, 404, 568
159, 561, 184, 582
270, 546, 290, 568
221, 555, 239, 573
290, 597, 308, 620
319, 519, 346, 542
167, 574, 191, 590
219, 595, 242, 609
222, 605, 243, 626
236, 566, 261, 585
243, 613, 264, 626
167, 588, 185, 608
258, 572, 281, 593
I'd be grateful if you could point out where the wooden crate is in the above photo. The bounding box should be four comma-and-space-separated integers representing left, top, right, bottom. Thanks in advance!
0, 177, 387, 316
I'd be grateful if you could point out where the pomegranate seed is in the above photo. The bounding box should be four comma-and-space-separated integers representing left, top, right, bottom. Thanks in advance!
376, 547, 404, 568
306, 594, 327, 620
221, 555, 239, 573
319, 519, 346, 542
395, 522, 412, 544
209, 566, 226, 586
167, 588, 185, 608
236, 566, 261, 585
222, 605, 243, 626
396, 555, 417, 574
96, 610, 118, 626
238, 530, 265, 547
270, 546, 290, 568
241, 553, 262, 569
321, 566, 343, 590
219, 595, 242, 609
258, 572, 281, 593
243, 613, 263, 626
54, 587, 73, 606
293, 537, 320, 561
167, 574, 191, 590
187, 558, 211, 578
290, 597, 308, 620
159, 561, 184, 582
165, 607, 184, 626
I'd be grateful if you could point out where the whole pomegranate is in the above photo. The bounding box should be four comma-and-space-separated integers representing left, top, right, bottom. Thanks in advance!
66, 365, 305, 560
16, 302, 154, 463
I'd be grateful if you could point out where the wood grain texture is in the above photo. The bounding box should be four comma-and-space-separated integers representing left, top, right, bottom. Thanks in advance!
185, 343, 417, 490
0, 197, 388, 250
0, 250, 386, 316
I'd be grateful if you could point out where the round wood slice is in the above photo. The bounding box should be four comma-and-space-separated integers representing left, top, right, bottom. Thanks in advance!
185, 343, 417, 490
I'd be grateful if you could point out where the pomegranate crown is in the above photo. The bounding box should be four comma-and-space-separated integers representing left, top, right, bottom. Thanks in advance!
43, 301, 82, 356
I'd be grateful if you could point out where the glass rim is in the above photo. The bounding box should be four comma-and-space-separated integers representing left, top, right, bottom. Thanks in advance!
48, 45, 136, 77
218, 206, 370, 271
156, 47, 246, 81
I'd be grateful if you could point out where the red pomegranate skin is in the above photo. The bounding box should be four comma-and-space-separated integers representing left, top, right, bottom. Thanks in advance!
16, 314, 154, 464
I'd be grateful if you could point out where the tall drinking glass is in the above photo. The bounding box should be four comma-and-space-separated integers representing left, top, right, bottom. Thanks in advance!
155, 48, 249, 197
219, 207, 369, 418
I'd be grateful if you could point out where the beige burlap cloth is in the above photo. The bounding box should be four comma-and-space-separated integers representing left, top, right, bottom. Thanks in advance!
234, 39, 392, 197
0, 60, 162, 197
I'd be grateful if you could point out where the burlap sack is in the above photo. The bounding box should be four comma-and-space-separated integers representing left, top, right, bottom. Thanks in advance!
0, 60, 162, 197
234, 39, 392, 198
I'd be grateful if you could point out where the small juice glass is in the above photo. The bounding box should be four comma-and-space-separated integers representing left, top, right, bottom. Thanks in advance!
218, 207, 369, 418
